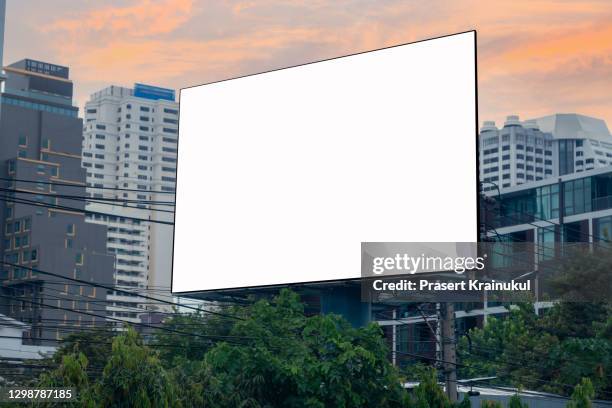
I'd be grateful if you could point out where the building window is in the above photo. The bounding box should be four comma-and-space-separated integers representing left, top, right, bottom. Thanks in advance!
538, 228, 556, 260
563, 177, 592, 216
558, 139, 575, 176
18, 135, 27, 146
594, 216, 612, 242
67, 224, 75, 236
75, 252, 83, 265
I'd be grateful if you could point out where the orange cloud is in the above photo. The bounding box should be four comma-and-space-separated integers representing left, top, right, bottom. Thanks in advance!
35, 0, 611, 125
68, 26, 324, 84
45, 0, 195, 37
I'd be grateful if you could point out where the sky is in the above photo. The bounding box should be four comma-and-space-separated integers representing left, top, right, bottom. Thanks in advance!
3, 0, 611, 128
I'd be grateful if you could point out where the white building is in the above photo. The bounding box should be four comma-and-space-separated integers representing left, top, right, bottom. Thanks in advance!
81, 84, 178, 324
0, 314, 55, 361
479, 113, 612, 192
0, 0, 6, 84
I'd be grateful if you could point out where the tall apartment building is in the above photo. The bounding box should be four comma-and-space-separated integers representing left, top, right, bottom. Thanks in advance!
0, 0, 5, 83
0, 59, 114, 345
81, 84, 178, 324
479, 113, 612, 192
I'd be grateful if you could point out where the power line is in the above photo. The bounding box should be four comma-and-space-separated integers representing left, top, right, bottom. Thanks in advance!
0, 187, 175, 213
0, 195, 174, 225
0, 291, 251, 345
0, 177, 176, 195
0, 261, 242, 321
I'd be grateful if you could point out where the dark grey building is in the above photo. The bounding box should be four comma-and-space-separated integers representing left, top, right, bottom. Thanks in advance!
0, 59, 114, 345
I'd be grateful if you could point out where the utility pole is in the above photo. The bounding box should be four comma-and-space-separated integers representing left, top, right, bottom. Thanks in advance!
440, 302, 458, 402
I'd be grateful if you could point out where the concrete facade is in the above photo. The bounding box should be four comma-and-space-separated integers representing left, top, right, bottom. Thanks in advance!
82, 84, 177, 323
480, 113, 612, 192
0, 59, 114, 346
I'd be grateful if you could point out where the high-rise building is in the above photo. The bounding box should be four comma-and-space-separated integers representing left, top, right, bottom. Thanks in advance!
479, 114, 612, 191
0, 0, 6, 83
0, 59, 114, 345
81, 84, 177, 323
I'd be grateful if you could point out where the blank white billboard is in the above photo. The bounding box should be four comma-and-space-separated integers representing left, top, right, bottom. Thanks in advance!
173, 31, 478, 294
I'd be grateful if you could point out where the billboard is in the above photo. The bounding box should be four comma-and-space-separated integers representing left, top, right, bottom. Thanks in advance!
173, 31, 478, 294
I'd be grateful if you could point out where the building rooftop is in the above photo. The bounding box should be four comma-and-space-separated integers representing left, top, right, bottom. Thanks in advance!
8, 59, 69, 79
480, 113, 612, 144
89, 83, 176, 102
530, 113, 611, 142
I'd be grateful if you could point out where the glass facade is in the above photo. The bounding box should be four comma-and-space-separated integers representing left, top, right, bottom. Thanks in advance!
563, 177, 592, 216
536, 184, 560, 219
495, 171, 612, 228
594, 215, 612, 243
0, 95, 77, 117
558, 139, 574, 176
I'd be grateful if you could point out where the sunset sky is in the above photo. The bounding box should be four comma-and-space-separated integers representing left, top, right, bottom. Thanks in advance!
3, 0, 611, 127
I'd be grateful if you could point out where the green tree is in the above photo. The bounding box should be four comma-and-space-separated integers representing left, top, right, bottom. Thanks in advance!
457, 301, 611, 398
410, 368, 452, 408
507, 393, 528, 408
36, 352, 95, 407
153, 306, 233, 369
567, 378, 595, 408
93, 327, 175, 407
165, 289, 410, 407
51, 325, 115, 374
